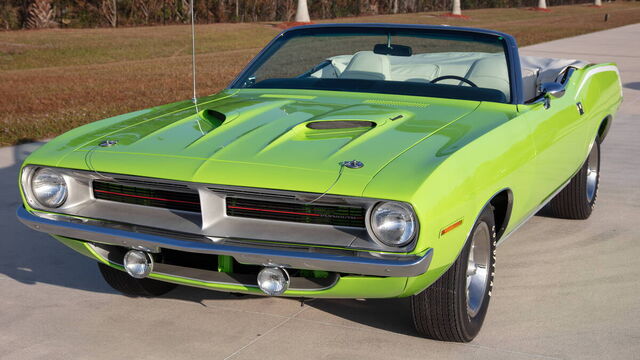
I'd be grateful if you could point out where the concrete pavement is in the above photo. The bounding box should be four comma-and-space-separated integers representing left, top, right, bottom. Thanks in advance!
2, 24, 640, 359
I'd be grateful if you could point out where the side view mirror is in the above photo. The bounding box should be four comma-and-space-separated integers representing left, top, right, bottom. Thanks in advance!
243, 76, 256, 88
538, 82, 565, 109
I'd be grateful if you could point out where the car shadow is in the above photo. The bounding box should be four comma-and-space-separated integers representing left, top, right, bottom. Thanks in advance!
0, 141, 117, 293
165, 285, 418, 336
1, 141, 418, 337
623, 81, 640, 90
299, 297, 417, 336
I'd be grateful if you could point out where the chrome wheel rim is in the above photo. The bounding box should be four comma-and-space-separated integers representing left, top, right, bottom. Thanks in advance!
466, 222, 491, 318
586, 144, 599, 203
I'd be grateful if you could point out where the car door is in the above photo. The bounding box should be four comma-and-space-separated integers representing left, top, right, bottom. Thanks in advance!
517, 96, 589, 206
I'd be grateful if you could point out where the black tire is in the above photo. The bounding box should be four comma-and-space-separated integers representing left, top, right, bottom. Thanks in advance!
548, 140, 600, 220
98, 263, 177, 297
411, 206, 497, 342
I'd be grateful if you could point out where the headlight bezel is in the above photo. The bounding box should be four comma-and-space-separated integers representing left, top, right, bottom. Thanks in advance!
22, 166, 69, 209
367, 201, 419, 248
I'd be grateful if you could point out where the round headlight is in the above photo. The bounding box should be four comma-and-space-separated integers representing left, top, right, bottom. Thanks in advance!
370, 202, 416, 247
31, 168, 68, 208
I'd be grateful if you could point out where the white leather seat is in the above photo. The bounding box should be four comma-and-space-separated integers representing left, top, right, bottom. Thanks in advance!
465, 56, 510, 100
340, 51, 391, 81
390, 63, 439, 82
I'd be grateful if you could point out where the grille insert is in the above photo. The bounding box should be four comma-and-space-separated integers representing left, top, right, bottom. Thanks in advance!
226, 197, 366, 228
208, 187, 296, 201
93, 180, 201, 213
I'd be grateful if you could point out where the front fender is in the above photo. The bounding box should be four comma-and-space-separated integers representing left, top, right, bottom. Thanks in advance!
364, 101, 533, 295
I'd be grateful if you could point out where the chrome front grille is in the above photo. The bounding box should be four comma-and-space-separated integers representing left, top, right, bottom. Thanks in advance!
27, 168, 409, 252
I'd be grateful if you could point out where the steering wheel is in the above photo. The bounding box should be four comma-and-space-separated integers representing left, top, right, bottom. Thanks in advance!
430, 75, 478, 88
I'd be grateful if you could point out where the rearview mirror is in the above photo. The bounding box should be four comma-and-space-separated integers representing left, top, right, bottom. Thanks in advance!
373, 44, 412, 57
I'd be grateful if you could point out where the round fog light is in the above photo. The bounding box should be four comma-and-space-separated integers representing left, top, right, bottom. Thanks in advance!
257, 267, 290, 296
123, 250, 153, 279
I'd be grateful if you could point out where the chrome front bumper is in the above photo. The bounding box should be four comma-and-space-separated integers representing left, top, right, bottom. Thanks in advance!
17, 206, 432, 277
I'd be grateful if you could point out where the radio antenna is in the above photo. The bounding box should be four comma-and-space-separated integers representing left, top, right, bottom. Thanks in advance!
190, 0, 198, 112
189, 0, 204, 134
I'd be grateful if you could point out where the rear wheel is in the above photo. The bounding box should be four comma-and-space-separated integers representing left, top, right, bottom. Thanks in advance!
548, 140, 600, 219
410, 206, 496, 342
98, 263, 177, 297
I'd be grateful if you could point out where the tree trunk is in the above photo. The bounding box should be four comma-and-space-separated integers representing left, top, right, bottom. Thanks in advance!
538, 0, 547, 9
112, 0, 117, 27
393, 0, 398, 14
452, 0, 461, 15
594, 0, 602, 6
135, 0, 149, 24
294, 0, 310, 22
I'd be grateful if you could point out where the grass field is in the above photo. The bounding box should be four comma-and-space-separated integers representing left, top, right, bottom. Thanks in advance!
1, 2, 639, 146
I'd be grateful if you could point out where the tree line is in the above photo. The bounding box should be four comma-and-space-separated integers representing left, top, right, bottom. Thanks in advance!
1, 0, 596, 30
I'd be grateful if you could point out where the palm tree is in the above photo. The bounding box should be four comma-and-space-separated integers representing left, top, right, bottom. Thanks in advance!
295, 0, 310, 22
101, 0, 117, 27
452, 0, 461, 16
26, 0, 57, 28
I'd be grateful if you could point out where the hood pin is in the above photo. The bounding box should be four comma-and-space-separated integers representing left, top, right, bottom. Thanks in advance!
99, 139, 118, 147
341, 160, 364, 169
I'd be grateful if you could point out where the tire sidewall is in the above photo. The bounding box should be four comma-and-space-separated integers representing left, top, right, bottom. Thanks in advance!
455, 206, 497, 340
586, 140, 601, 209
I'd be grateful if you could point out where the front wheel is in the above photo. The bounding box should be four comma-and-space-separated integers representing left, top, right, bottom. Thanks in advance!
410, 206, 496, 342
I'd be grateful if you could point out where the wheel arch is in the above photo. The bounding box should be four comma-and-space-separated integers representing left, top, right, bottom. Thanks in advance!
597, 115, 612, 144
401, 187, 513, 297
488, 188, 513, 241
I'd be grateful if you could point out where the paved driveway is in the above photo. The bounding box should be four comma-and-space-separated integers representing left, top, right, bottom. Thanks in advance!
1, 24, 639, 360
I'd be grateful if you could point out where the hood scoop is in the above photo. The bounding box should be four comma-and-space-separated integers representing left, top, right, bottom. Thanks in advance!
199, 109, 226, 127
306, 120, 377, 130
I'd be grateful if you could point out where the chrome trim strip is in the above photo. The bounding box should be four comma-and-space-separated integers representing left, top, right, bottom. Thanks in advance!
17, 206, 432, 277
497, 134, 595, 247
496, 179, 570, 247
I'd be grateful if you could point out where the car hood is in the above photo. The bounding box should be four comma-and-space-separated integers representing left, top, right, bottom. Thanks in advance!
54, 90, 480, 195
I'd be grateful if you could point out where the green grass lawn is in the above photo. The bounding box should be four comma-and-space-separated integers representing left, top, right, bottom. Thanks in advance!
1, 2, 639, 146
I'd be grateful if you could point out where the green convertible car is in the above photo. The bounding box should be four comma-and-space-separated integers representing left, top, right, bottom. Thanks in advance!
18, 24, 622, 342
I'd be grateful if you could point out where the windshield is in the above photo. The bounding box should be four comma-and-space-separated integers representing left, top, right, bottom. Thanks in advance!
231, 27, 512, 103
